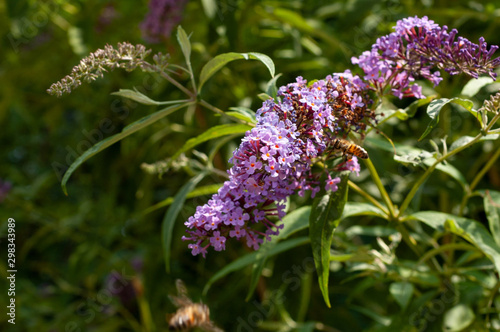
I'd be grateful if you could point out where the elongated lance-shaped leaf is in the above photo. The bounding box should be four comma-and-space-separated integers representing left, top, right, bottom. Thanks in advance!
176, 26, 191, 68
143, 184, 221, 215
199, 52, 275, 92
203, 237, 310, 296
111, 89, 189, 106
309, 172, 349, 307
162, 172, 207, 273
61, 102, 190, 195
170, 123, 253, 163
482, 190, 500, 246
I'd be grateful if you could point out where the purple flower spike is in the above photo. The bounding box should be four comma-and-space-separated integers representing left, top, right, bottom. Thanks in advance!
352, 16, 500, 98
183, 75, 374, 256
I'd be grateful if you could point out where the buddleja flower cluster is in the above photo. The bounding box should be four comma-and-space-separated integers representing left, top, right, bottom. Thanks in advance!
352, 16, 500, 99
183, 73, 372, 257
47, 43, 168, 97
184, 16, 500, 257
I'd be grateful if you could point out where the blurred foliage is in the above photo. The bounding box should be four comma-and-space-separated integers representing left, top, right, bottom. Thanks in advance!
1, 0, 500, 331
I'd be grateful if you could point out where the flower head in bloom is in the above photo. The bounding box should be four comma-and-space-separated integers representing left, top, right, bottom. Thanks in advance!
352, 16, 500, 99
183, 75, 373, 256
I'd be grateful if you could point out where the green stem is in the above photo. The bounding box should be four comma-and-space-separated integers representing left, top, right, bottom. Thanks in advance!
348, 180, 389, 216
363, 158, 397, 219
159, 70, 195, 98
136, 282, 155, 332
459, 144, 500, 215
398, 111, 500, 217
417, 243, 478, 267
144, 62, 195, 98
470, 146, 500, 191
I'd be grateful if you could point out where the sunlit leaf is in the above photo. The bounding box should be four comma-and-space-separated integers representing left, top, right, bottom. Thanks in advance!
461, 77, 495, 98
342, 202, 387, 219
162, 172, 207, 273
61, 102, 189, 195
442, 304, 475, 331
482, 190, 500, 246
384, 142, 467, 187
199, 52, 275, 91
226, 106, 257, 124
200, 0, 217, 19
410, 211, 500, 273
176, 26, 191, 66
310, 173, 349, 307
449, 134, 500, 152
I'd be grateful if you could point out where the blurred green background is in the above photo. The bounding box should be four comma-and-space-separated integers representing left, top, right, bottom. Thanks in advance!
1, 0, 500, 331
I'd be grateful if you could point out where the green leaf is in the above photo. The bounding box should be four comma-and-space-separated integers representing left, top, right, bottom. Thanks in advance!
199, 52, 275, 92
294, 322, 316, 332
257, 92, 272, 101
420, 98, 475, 140
483, 190, 500, 246
246, 206, 311, 300
142, 184, 221, 215
410, 211, 500, 273
449, 134, 500, 152
200, 0, 217, 19
170, 123, 252, 162
162, 172, 207, 273
449, 136, 475, 152
226, 106, 257, 124
203, 237, 309, 295
424, 159, 467, 188
111, 89, 186, 106
442, 304, 475, 332
61, 102, 189, 195
380, 141, 467, 187
342, 202, 387, 219
461, 77, 495, 98
176, 26, 191, 66
389, 281, 414, 309
349, 305, 391, 326
309, 173, 349, 307
265, 73, 282, 99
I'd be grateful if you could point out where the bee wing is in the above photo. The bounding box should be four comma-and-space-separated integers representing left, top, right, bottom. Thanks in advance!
169, 279, 193, 307
199, 320, 224, 332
